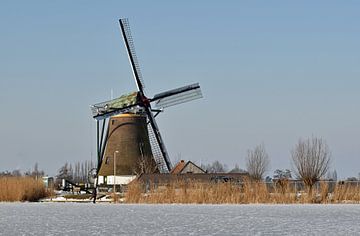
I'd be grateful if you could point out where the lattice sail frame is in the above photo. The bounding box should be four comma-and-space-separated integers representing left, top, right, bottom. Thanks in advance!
153, 83, 202, 109
146, 120, 168, 173
120, 18, 146, 92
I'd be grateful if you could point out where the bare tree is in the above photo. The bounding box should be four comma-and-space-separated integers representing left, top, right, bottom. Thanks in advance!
31, 163, 44, 180
326, 169, 337, 181
55, 162, 73, 184
273, 169, 292, 180
291, 137, 331, 191
246, 144, 270, 181
11, 169, 22, 177
133, 157, 158, 175
201, 160, 228, 173
228, 164, 247, 173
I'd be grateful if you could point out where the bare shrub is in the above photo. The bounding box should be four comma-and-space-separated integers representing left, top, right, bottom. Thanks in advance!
246, 144, 270, 181
133, 156, 158, 175
291, 137, 331, 192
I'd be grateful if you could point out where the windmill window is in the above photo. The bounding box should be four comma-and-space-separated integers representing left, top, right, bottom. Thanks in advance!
112, 120, 115, 125
105, 156, 110, 165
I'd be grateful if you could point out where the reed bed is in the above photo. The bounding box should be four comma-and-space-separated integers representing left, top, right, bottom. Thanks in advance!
0, 177, 49, 202
125, 180, 360, 204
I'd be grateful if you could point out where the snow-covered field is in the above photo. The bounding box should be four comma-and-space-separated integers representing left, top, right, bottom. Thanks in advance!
1, 203, 359, 235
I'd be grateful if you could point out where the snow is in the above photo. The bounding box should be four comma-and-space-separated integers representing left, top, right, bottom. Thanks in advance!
0, 203, 359, 235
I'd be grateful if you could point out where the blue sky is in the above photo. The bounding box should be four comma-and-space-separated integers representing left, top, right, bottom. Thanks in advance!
0, 1, 359, 178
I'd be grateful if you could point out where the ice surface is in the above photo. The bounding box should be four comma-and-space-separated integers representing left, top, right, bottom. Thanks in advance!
0, 203, 359, 235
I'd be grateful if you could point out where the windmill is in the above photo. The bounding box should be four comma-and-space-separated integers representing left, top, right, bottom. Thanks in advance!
90, 18, 202, 190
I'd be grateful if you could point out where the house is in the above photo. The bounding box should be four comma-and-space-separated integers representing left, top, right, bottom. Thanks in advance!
170, 160, 206, 174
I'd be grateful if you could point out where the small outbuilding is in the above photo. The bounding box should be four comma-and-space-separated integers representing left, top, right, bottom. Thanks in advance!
42, 176, 54, 189
170, 160, 205, 174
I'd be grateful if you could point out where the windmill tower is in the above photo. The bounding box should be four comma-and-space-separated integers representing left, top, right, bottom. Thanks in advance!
91, 19, 202, 185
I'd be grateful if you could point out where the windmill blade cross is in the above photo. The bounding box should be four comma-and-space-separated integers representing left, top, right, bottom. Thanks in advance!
151, 83, 202, 109
119, 18, 146, 94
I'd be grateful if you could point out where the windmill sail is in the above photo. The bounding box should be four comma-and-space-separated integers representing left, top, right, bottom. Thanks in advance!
119, 18, 172, 172
147, 121, 168, 173
119, 18, 146, 94
144, 106, 172, 172
152, 83, 202, 109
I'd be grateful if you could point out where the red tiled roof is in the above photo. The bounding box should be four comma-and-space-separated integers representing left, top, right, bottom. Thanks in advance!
170, 160, 187, 174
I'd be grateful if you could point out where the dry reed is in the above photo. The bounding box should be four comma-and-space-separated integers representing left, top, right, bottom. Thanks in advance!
0, 177, 49, 202
125, 179, 360, 204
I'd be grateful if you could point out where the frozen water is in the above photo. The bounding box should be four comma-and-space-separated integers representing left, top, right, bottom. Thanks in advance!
0, 203, 359, 235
